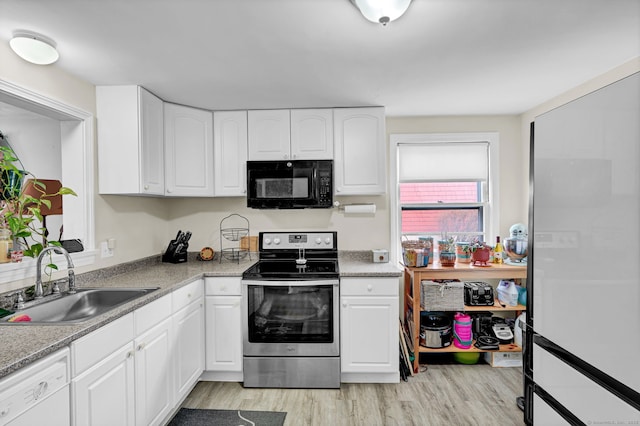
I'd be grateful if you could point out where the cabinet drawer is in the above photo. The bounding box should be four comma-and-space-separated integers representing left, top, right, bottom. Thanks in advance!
173, 279, 204, 312
340, 278, 399, 297
205, 277, 241, 296
134, 293, 172, 336
71, 313, 134, 377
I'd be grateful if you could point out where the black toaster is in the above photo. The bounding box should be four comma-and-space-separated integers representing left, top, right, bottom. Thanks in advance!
464, 281, 495, 306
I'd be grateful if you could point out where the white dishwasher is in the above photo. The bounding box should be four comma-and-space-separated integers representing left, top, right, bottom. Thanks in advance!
0, 347, 70, 426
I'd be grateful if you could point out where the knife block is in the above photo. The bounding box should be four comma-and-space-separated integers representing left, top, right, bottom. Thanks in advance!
162, 249, 187, 264
162, 233, 189, 264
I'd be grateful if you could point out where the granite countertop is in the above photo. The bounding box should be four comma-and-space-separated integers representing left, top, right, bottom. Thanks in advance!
0, 251, 401, 379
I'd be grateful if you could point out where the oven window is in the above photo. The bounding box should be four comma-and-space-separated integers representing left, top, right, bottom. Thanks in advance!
246, 284, 333, 343
256, 177, 309, 199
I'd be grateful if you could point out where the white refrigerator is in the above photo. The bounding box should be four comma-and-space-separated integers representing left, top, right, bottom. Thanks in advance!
526, 72, 640, 424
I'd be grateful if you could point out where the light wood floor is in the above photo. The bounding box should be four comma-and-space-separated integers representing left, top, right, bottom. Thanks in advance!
180, 361, 526, 426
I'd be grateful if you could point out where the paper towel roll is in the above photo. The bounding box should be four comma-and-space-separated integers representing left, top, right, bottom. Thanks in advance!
343, 204, 376, 214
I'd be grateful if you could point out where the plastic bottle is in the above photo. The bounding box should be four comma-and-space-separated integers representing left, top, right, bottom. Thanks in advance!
493, 236, 504, 264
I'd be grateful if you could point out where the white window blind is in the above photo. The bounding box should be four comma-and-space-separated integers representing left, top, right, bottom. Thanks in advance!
398, 142, 489, 182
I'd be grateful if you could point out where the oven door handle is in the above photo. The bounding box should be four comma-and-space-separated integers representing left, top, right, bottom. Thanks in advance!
241, 279, 339, 287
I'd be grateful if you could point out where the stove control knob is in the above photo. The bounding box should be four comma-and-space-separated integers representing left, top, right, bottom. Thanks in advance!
273, 238, 281, 245
264, 238, 271, 246
315, 238, 322, 245
324, 237, 332, 245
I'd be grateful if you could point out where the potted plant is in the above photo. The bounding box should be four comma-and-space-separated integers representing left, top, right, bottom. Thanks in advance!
0, 137, 76, 262
469, 240, 492, 266
438, 236, 456, 267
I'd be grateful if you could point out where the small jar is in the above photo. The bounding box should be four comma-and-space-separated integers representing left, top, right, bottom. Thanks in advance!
0, 229, 11, 264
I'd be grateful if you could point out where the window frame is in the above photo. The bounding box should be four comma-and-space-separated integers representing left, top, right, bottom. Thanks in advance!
389, 132, 500, 264
0, 79, 96, 285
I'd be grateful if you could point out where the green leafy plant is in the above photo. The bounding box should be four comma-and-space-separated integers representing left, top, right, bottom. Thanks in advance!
0, 140, 77, 259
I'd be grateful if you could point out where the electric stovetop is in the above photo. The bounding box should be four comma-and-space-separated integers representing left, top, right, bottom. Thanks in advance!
242, 231, 339, 280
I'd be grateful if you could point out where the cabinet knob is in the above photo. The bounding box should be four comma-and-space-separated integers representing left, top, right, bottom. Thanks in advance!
127, 351, 134, 359
342, 301, 347, 307
167, 189, 172, 193
367, 284, 373, 292
137, 343, 145, 351
144, 185, 149, 190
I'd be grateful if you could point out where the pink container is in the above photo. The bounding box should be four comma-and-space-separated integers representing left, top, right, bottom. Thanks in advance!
453, 312, 473, 349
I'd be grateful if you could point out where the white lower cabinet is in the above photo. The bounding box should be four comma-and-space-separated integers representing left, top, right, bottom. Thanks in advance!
73, 343, 136, 426
202, 277, 243, 381
70, 281, 205, 426
340, 277, 399, 383
134, 317, 173, 426
173, 298, 204, 402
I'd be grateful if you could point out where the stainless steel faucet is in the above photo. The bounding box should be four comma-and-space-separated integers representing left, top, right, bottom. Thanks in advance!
35, 246, 76, 298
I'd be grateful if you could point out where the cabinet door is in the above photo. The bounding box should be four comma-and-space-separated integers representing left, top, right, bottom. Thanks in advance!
290, 109, 333, 160
97, 85, 164, 195
72, 343, 135, 426
333, 107, 386, 195
340, 295, 398, 374
139, 87, 165, 195
134, 317, 173, 426
205, 295, 243, 372
173, 298, 204, 403
213, 111, 248, 196
164, 103, 214, 196
248, 109, 291, 160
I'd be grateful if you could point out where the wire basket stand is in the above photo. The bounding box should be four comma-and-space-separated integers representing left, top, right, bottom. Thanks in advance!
219, 213, 250, 263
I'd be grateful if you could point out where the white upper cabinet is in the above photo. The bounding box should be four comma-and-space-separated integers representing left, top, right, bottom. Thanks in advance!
333, 107, 386, 195
97, 85, 165, 195
290, 109, 334, 160
248, 109, 333, 160
213, 111, 248, 196
248, 109, 291, 160
164, 103, 214, 196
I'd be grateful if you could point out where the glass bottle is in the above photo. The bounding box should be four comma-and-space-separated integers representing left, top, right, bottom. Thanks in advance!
0, 229, 11, 264
493, 236, 504, 264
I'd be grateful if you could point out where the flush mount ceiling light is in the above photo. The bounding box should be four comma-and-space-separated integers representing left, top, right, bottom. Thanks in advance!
349, 0, 412, 26
9, 31, 59, 65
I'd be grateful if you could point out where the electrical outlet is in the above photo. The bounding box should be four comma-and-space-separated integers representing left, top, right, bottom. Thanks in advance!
100, 241, 113, 258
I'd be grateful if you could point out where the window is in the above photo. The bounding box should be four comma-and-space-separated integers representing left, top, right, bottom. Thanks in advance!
390, 133, 499, 263
0, 80, 95, 284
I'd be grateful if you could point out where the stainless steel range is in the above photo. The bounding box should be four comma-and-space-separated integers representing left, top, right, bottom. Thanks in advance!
241, 231, 340, 388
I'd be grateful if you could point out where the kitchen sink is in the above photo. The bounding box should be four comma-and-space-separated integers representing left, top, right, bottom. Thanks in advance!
0, 287, 159, 324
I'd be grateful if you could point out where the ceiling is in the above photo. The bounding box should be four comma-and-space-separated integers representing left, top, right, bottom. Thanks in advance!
1, 0, 639, 117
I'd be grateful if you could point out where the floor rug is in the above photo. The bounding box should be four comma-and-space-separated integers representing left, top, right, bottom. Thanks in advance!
168, 407, 287, 426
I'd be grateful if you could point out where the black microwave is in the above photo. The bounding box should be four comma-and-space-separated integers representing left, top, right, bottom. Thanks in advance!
246, 160, 333, 209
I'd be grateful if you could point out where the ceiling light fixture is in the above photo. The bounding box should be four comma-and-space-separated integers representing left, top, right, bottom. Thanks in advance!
9, 31, 59, 65
349, 0, 412, 26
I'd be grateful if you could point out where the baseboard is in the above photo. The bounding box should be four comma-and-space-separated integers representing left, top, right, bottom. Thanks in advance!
341, 372, 400, 383
199, 370, 243, 382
